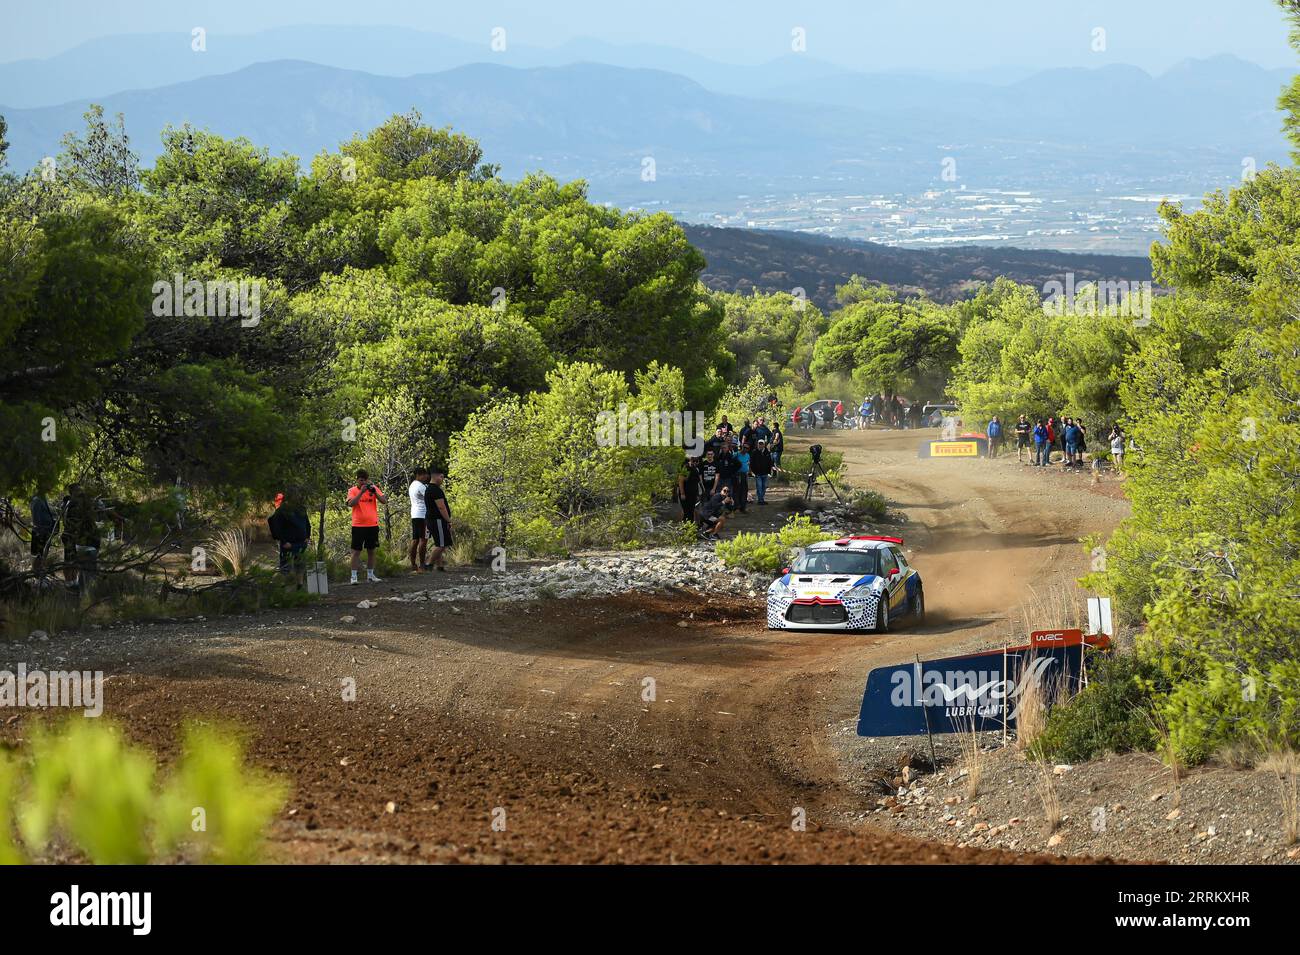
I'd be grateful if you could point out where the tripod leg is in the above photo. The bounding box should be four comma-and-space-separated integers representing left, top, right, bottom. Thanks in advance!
816, 461, 844, 503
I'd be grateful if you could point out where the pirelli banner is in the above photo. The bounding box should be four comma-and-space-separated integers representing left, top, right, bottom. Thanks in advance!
918, 435, 988, 458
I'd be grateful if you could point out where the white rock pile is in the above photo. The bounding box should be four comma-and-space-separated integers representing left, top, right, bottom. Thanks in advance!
392, 546, 774, 604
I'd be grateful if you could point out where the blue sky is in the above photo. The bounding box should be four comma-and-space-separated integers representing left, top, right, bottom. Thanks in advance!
3, 0, 1294, 72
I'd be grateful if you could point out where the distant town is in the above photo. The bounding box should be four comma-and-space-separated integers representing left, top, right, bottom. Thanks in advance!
629, 184, 1205, 255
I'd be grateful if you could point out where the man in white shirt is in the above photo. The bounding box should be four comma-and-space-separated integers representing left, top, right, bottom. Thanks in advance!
407, 466, 430, 572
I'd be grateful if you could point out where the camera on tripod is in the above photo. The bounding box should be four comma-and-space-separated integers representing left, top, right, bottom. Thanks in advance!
801, 443, 841, 503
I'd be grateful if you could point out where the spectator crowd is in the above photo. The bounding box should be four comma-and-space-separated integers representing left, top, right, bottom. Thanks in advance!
678, 414, 785, 541
790, 393, 927, 431
985, 414, 1131, 473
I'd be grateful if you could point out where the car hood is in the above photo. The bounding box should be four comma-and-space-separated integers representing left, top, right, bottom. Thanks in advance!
771, 572, 883, 599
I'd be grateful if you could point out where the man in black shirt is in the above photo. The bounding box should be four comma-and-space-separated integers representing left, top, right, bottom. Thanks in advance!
699, 450, 720, 498
1014, 415, 1032, 463
677, 456, 701, 521
29, 489, 55, 579
703, 427, 727, 458
61, 483, 100, 587
268, 491, 312, 580
424, 467, 453, 572
715, 449, 741, 511
750, 439, 774, 505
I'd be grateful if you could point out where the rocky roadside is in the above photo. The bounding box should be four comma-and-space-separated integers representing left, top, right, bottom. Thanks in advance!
356, 499, 868, 612
829, 725, 1300, 864
383, 546, 774, 607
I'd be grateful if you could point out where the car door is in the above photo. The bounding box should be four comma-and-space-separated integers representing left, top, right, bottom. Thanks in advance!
889, 547, 915, 608
878, 548, 905, 609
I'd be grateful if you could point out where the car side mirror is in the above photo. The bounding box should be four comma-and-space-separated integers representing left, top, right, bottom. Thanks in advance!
780, 567, 790, 575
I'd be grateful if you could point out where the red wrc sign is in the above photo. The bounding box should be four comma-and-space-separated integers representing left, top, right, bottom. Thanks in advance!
1026, 628, 1110, 650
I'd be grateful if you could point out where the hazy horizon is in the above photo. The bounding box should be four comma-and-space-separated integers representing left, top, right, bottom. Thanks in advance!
4, 2, 1295, 256
3, 0, 1294, 73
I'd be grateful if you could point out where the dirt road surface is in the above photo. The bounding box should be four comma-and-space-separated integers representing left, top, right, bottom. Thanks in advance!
4, 428, 1130, 863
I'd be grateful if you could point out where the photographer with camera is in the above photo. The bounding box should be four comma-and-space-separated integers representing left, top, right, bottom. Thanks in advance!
347, 469, 388, 585
695, 484, 733, 541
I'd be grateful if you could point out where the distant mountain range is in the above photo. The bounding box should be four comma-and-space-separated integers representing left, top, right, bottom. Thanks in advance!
2, 55, 1288, 183
683, 225, 1155, 309
0, 27, 1291, 256
1, 59, 879, 179
0, 26, 1030, 109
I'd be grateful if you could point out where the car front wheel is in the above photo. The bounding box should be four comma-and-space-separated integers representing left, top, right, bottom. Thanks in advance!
874, 595, 890, 633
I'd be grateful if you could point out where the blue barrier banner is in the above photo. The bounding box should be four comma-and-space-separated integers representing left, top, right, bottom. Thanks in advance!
856, 643, 1088, 737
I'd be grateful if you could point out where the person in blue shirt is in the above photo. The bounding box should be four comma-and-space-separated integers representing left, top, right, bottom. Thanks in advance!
986, 416, 1004, 458
733, 443, 751, 513
1032, 419, 1049, 467
1064, 420, 1085, 467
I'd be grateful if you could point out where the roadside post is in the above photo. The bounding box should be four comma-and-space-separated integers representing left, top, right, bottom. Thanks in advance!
915, 655, 938, 772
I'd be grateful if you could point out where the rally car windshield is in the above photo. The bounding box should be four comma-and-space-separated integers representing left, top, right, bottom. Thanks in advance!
791, 550, 880, 576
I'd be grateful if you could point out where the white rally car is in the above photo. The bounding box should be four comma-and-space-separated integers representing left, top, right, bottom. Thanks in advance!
767, 536, 924, 633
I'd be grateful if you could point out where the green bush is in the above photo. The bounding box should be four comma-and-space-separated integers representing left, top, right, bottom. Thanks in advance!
1029, 651, 1168, 763
617, 518, 698, 552
155, 723, 288, 864
714, 373, 785, 430
1092, 535, 1300, 764
1, 591, 85, 642
183, 569, 315, 614
846, 489, 888, 522
1157, 658, 1300, 766
715, 515, 834, 574
0, 754, 20, 865
3, 569, 315, 641
448, 363, 686, 555
715, 532, 784, 574
19, 720, 158, 863
8, 719, 285, 864
371, 543, 410, 579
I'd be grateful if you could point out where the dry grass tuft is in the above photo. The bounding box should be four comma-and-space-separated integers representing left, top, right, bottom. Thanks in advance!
1031, 759, 1063, 834
1146, 707, 1184, 809
1015, 665, 1050, 752
956, 714, 985, 800
209, 529, 251, 578
1010, 582, 1084, 639
1259, 749, 1300, 846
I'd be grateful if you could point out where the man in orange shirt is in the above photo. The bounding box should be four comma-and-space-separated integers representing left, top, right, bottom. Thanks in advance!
346, 469, 387, 584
